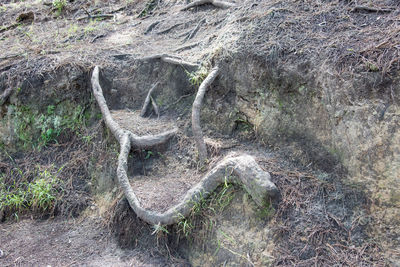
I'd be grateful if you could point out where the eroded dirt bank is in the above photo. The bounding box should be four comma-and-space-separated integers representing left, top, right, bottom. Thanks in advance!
1, 0, 400, 266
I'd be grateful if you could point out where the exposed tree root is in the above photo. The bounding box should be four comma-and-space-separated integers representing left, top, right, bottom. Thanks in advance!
92, 65, 278, 227
141, 54, 199, 68
192, 66, 219, 163
140, 82, 159, 117
156, 22, 184, 35
77, 14, 115, 21
150, 95, 160, 118
91, 66, 176, 146
183, 18, 206, 42
175, 42, 200, 52
90, 34, 106, 43
144, 21, 161, 34
118, 133, 278, 225
0, 87, 13, 106
181, 0, 236, 11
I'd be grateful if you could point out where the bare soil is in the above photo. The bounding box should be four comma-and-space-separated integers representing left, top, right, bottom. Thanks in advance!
0, 216, 171, 267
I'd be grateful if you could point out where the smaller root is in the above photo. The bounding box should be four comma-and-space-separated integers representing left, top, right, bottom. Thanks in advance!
129, 129, 177, 149
174, 42, 200, 52
156, 22, 184, 35
77, 14, 115, 21
144, 21, 161, 34
141, 54, 198, 68
150, 95, 160, 118
90, 34, 106, 43
140, 82, 159, 117
181, 0, 236, 11
183, 18, 206, 42
0, 23, 18, 34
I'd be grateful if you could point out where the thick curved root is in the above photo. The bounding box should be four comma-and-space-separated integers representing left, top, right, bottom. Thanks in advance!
192, 66, 219, 163
118, 133, 278, 225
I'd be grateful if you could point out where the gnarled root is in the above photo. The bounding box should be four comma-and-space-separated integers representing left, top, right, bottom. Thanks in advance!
181, 0, 236, 11
118, 132, 278, 225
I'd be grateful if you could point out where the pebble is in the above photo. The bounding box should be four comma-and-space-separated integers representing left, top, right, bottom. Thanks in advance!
0, 249, 4, 258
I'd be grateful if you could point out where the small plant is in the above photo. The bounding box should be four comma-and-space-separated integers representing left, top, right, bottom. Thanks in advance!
11, 103, 87, 150
177, 213, 194, 237
235, 116, 253, 133
144, 150, 154, 160
151, 223, 169, 235
176, 180, 236, 238
366, 62, 379, 72
28, 174, 57, 211
0, 165, 62, 218
82, 134, 94, 144
53, 0, 67, 15
186, 67, 209, 87
84, 20, 98, 35
4, 190, 26, 211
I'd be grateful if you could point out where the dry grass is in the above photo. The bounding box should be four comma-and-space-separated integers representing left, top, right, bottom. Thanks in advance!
239, 0, 400, 75
258, 157, 387, 266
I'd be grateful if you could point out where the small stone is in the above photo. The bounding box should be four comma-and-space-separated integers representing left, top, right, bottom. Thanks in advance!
0, 249, 4, 258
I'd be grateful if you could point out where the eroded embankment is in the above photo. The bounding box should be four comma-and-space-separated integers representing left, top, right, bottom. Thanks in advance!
1, 56, 392, 266
0, 0, 399, 265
